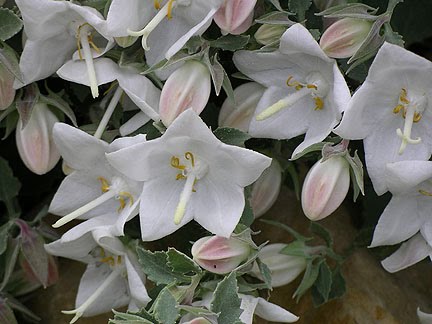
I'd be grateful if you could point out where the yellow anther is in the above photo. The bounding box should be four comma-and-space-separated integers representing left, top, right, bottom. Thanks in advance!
167, 0, 175, 19
286, 76, 303, 90
77, 38, 83, 60
117, 191, 134, 212
192, 178, 197, 192
306, 84, 318, 90
413, 112, 422, 123
171, 156, 186, 170
419, 189, 432, 197
100, 256, 115, 266
314, 97, 324, 110
100, 248, 106, 258
399, 88, 409, 104
76, 23, 92, 60
393, 104, 404, 114
98, 177, 110, 193
117, 255, 122, 264
185, 152, 195, 167
176, 173, 186, 180
154, 0, 161, 9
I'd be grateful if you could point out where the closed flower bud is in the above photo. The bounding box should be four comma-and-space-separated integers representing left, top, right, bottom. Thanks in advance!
0, 63, 15, 110
218, 82, 265, 132
319, 18, 373, 59
191, 235, 251, 274
254, 24, 287, 45
214, 0, 257, 35
16, 103, 61, 175
301, 156, 350, 221
159, 61, 211, 126
252, 243, 307, 287
250, 160, 282, 218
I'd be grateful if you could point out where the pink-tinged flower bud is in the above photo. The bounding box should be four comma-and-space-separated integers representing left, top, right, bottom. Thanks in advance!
218, 82, 265, 132
254, 25, 287, 46
0, 63, 15, 110
16, 103, 61, 175
301, 156, 350, 221
252, 243, 306, 287
191, 235, 251, 274
319, 18, 373, 59
159, 61, 211, 127
250, 160, 282, 218
214, 0, 257, 35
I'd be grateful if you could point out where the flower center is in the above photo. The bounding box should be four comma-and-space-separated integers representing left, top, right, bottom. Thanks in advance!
62, 248, 125, 324
128, 0, 191, 50
75, 23, 101, 98
256, 72, 329, 121
392, 88, 427, 154
52, 176, 133, 228
170, 151, 208, 225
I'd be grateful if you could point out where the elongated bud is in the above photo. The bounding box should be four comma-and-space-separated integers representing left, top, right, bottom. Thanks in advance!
250, 160, 282, 218
254, 25, 287, 45
0, 63, 15, 110
219, 82, 265, 132
159, 61, 211, 126
16, 103, 61, 175
191, 235, 251, 274
214, 0, 257, 35
320, 18, 373, 59
301, 156, 350, 221
252, 243, 306, 287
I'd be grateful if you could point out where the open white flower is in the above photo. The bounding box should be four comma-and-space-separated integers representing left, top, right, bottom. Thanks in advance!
370, 161, 432, 249
57, 57, 161, 136
233, 23, 350, 157
49, 123, 146, 233
239, 294, 298, 323
107, 109, 271, 241
112, 0, 223, 69
335, 42, 432, 195
15, 0, 114, 97
45, 229, 150, 323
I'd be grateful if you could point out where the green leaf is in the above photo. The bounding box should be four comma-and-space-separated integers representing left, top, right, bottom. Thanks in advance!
0, 42, 22, 82
136, 247, 190, 285
0, 157, 21, 208
239, 188, 254, 227
109, 310, 154, 324
293, 258, 324, 301
213, 127, 251, 147
153, 288, 179, 324
280, 240, 309, 258
210, 272, 242, 323
0, 222, 12, 256
4, 293, 40, 322
0, 8, 23, 42
255, 11, 295, 25
166, 248, 201, 275
40, 85, 78, 126
0, 297, 17, 324
256, 258, 272, 289
346, 150, 365, 200
210, 35, 250, 51
314, 262, 332, 302
328, 267, 346, 299
267, 0, 285, 11
291, 142, 331, 160
289, 0, 312, 20
177, 305, 218, 318
310, 222, 333, 247
0, 238, 20, 291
